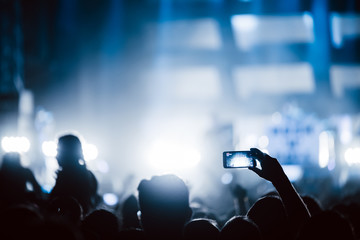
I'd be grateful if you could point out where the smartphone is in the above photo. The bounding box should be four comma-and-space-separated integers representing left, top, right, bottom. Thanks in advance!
223, 151, 255, 168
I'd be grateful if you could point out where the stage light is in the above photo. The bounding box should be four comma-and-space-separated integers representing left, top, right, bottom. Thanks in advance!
147, 141, 201, 171
42, 141, 57, 157
282, 165, 303, 182
231, 15, 258, 32
1, 136, 30, 153
344, 148, 360, 166
103, 193, 118, 206
221, 173, 233, 185
83, 143, 98, 161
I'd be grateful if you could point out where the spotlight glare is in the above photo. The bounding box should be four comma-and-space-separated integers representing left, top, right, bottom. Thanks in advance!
83, 143, 98, 161
221, 173, 233, 185
147, 141, 201, 171
345, 148, 360, 166
42, 141, 57, 157
103, 193, 118, 206
1, 136, 30, 153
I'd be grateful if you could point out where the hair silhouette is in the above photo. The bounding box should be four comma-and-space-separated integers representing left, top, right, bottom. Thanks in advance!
137, 174, 192, 240
183, 218, 220, 240
220, 216, 262, 240
49, 134, 98, 214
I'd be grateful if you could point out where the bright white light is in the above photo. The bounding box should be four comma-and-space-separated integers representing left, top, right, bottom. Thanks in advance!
1, 136, 30, 153
83, 143, 98, 161
221, 173, 233, 185
318, 132, 330, 168
103, 193, 118, 206
231, 15, 258, 32
303, 12, 314, 29
42, 141, 57, 157
147, 141, 201, 171
258, 136, 269, 149
344, 148, 360, 166
282, 165, 303, 182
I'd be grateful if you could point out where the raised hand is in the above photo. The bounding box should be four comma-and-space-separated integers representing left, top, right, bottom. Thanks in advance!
248, 148, 286, 184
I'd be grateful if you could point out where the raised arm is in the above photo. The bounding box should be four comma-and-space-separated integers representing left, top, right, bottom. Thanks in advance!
248, 148, 310, 237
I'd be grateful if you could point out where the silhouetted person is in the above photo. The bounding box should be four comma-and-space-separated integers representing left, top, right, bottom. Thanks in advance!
247, 196, 288, 240
220, 216, 262, 240
183, 218, 220, 240
248, 148, 310, 239
137, 174, 192, 240
297, 210, 355, 240
49, 134, 98, 214
301, 195, 323, 216
122, 194, 141, 230
47, 196, 83, 225
0, 152, 43, 208
82, 209, 119, 240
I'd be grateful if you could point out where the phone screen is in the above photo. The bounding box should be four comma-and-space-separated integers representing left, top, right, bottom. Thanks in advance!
223, 151, 255, 168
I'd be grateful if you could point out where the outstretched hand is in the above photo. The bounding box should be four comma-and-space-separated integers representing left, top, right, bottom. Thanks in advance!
248, 148, 286, 184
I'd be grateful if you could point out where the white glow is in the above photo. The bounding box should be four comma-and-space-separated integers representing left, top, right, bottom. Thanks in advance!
330, 13, 360, 48
282, 165, 303, 182
344, 148, 360, 166
147, 141, 201, 171
231, 15, 259, 32
233, 63, 315, 98
83, 143, 98, 161
103, 193, 119, 206
1, 136, 30, 153
42, 141, 57, 157
231, 13, 314, 50
319, 132, 330, 168
258, 136, 269, 149
221, 173, 233, 185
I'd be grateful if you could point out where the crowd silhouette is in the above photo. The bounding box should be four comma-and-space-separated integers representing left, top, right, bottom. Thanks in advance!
0, 133, 358, 239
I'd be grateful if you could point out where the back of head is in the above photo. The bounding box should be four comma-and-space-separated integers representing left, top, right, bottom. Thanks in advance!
56, 134, 84, 168
122, 194, 141, 229
1, 152, 21, 171
137, 174, 192, 238
220, 216, 262, 240
82, 209, 119, 239
247, 196, 289, 240
183, 218, 219, 240
47, 196, 83, 224
298, 210, 355, 240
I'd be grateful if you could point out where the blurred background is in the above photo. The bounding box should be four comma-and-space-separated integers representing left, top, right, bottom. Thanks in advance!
1, 0, 360, 217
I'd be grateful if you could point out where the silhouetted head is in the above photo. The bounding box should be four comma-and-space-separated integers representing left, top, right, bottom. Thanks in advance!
1, 152, 21, 171
82, 209, 119, 239
47, 196, 83, 224
183, 218, 219, 240
137, 174, 192, 239
56, 134, 84, 168
122, 194, 141, 229
220, 216, 262, 240
247, 196, 289, 240
298, 210, 355, 240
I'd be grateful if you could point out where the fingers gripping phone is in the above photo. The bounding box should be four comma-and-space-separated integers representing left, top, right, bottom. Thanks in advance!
223, 151, 256, 168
